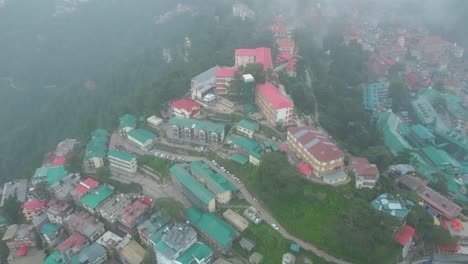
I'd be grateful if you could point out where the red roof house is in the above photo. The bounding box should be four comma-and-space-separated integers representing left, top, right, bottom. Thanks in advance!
57, 232, 88, 253
347, 157, 380, 189
235, 47, 272, 71
297, 163, 313, 176
21, 200, 47, 211
276, 40, 295, 53
215, 67, 237, 94
16, 246, 28, 256
170, 98, 202, 118
52, 157, 67, 166
256, 83, 294, 109
394, 224, 416, 247
276, 51, 292, 64
416, 187, 462, 219
268, 23, 287, 37
72, 178, 99, 199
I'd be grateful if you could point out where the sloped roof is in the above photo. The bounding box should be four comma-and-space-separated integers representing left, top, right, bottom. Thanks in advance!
227, 135, 262, 153
170, 98, 201, 112
288, 126, 344, 162
175, 242, 212, 264
347, 157, 379, 179
128, 129, 157, 144
216, 67, 236, 78
230, 153, 249, 165
119, 114, 137, 130
21, 200, 47, 210
108, 149, 135, 162
256, 83, 294, 109
170, 164, 215, 206
235, 47, 272, 71
371, 193, 409, 219
80, 185, 114, 209
393, 224, 415, 246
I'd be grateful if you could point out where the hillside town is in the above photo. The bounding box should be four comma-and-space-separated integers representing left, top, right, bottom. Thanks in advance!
0, 1, 468, 264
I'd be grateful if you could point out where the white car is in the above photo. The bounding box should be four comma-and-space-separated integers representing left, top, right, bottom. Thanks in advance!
271, 224, 279, 230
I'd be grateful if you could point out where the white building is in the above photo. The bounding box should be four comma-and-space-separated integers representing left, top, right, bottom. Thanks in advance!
127, 128, 157, 150
146, 115, 163, 130
107, 149, 137, 175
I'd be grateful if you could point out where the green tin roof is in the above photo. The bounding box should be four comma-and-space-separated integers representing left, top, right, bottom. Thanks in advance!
41, 223, 61, 236
169, 117, 225, 134
128, 128, 157, 144
44, 252, 79, 264
184, 207, 236, 248
227, 135, 262, 153
80, 185, 114, 209
86, 130, 109, 160
190, 161, 237, 194
107, 149, 135, 161
238, 119, 259, 132
374, 112, 412, 155
230, 153, 249, 165
175, 242, 212, 264
371, 193, 409, 219
170, 164, 214, 206
421, 146, 460, 170
91, 129, 109, 139
119, 114, 137, 129
443, 93, 468, 121
47, 166, 68, 185
33, 166, 49, 178
411, 124, 434, 140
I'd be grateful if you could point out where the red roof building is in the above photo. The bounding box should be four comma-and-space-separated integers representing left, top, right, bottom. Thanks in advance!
52, 157, 66, 166
347, 157, 380, 189
215, 67, 236, 94
235, 47, 272, 71
21, 200, 47, 221
268, 23, 287, 37
170, 98, 202, 119
255, 83, 294, 127
72, 178, 99, 199
297, 163, 313, 176
276, 51, 292, 64
57, 232, 88, 255
393, 224, 416, 258
287, 126, 345, 177
276, 40, 295, 53
416, 186, 462, 219
117, 199, 150, 234
16, 245, 27, 256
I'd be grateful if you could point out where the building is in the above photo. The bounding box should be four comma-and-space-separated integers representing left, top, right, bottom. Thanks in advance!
191, 66, 218, 100
185, 207, 237, 253
363, 82, 389, 112
215, 67, 236, 94
154, 223, 198, 264
170, 164, 216, 212
40, 223, 65, 247
76, 242, 108, 264
42, 139, 78, 167
371, 193, 410, 219
96, 231, 123, 254
276, 40, 295, 54
146, 115, 163, 130
31, 213, 49, 232
32, 165, 68, 186
7, 247, 45, 264
71, 177, 100, 201
137, 211, 171, 246
46, 200, 73, 225
236, 119, 259, 138
287, 126, 345, 180
239, 238, 255, 252
249, 252, 263, 264
347, 157, 380, 189
50, 173, 80, 202
108, 149, 138, 176
256, 83, 294, 127
235, 48, 272, 71
416, 186, 462, 219
116, 237, 146, 264
223, 209, 248, 232
127, 128, 158, 150
119, 114, 137, 137
117, 198, 151, 234
56, 232, 89, 256
97, 193, 133, 224
190, 161, 238, 204
80, 185, 114, 214
282, 253, 296, 264
232, 1, 255, 21
227, 135, 263, 166
169, 117, 225, 144
86, 129, 109, 169
64, 211, 105, 241
21, 200, 47, 221
2, 224, 38, 251
170, 98, 202, 119
1, 179, 27, 207
393, 224, 416, 259
175, 242, 213, 264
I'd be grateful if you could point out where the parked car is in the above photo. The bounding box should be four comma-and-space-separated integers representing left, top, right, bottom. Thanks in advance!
271, 224, 279, 231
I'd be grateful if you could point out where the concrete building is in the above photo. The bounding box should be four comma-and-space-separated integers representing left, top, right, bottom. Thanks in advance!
97, 193, 132, 224
235, 48, 272, 71
222, 209, 249, 232
393, 224, 416, 259
347, 157, 380, 189
117, 198, 151, 234
185, 207, 237, 253
276, 39, 295, 54
40, 223, 65, 247
239, 238, 255, 252
236, 119, 259, 138
71, 177, 100, 201
287, 126, 346, 181
31, 213, 49, 232
56, 232, 89, 256
2, 224, 38, 251
170, 98, 202, 119
137, 211, 171, 246
80, 185, 114, 214
190, 161, 238, 204
416, 186, 462, 219
64, 211, 105, 241
108, 149, 137, 176
169, 117, 225, 144
191, 66, 218, 100
249, 252, 263, 264
116, 237, 146, 264
32, 165, 68, 186
1, 179, 27, 207
76, 242, 108, 264
7, 247, 45, 264
46, 200, 73, 225
256, 83, 294, 127
119, 114, 137, 137
96, 231, 123, 254
371, 193, 409, 220
86, 129, 109, 169
232, 1, 255, 21
227, 135, 263, 166
127, 128, 158, 150
363, 82, 389, 112
154, 223, 198, 264
171, 164, 216, 212
49, 173, 80, 202
146, 115, 163, 130
21, 200, 47, 221
215, 67, 236, 94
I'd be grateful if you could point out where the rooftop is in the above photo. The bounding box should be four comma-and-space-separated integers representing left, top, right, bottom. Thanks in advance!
235, 47, 272, 71
170, 164, 215, 206
347, 157, 379, 179
64, 211, 104, 239
8, 247, 46, 264
108, 149, 135, 162
169, 117, 225, 134
154, 223, 197, 260
119, 198, 150, 227
98, 193, 132, 219
393, 224, 415, 246
128, 128, 157, 144
297, 162, 313, 175
1, 179, 27, 207
230, 152, 249, 165
256, 83, 294, 109
137, 211, 171, 239
170, 98, 202, 112
80, 185, 114, 209
41, 223, 62, 237
96, 231, 123, 249
227, 135, 262, 153
21, 200, 47, 210
175, 242, 212, 264
371, 193, 409, 219
238, 119, 259, 132
119, 114, 137, 130
190, 161, 238, 194
416, 186, 462, 219
117, 238, 146, 264
288, 126, 344, 162
78, 242, 107, 264
57, 232, 87, 252
215, 67, 236, 78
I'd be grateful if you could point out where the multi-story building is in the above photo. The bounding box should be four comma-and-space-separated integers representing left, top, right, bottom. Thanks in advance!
170, 164, 216, 212
236, 119, 259, 139
127, 128, 158, 150
2, 224, 39, 251
170, 98, 202, 119
255, 83, 294, 127
97, 193, 132, 224
76, 242, 108, 264
108, 149, 137, 176
215, 67, 236, 94
118, 114, 137, 137
40, 223, 65, 247
363, 82, 389, 112
153, 223, 197, 264
46, 200, 73, 225
96, 231, 123, 253
32, 165, 69, 187
276, 39, 295, 54
137, 211, 171, 246
64, 211, 105, 242
191, 66, 219, 100
7, 247, 45, 264
117, 198, 151, 234
49, 173, 80, 202
347, 157, 380, 189
85, 129, 109, 169
116, 237, 147, 264
56, 232, 89, 256
80, 185, 114, 214
70, 177, 100, 202
234, 47, 272, 71
287, 126, 346, 182
393, 224, 416, 259
169, 117, 225, 144
21, 200, 47, 221
416, 186, 462, 219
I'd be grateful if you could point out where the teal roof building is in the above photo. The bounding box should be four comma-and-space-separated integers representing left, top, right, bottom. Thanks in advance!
371, 193, 409, 219
363, 82, 388, 112
190, 161, 237, 203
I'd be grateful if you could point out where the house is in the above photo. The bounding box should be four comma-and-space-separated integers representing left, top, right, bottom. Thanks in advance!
76, 242, 108, 264
236, 119, 259, 138
235, 48, 272, 71
393, 224, 416, 259
227, 135, 263, 166
56, 232, 89, 256
46, 200, 73, 224
117, 198, 151, 234
49, 173, 80, 202
40, 223, 65, 247
96, 231, 123, 253
276, 39, 295, 54
223, 209, 249, 232
170, 164, 216, 212
170, 98, 202, 118
371, 193, 410, 219
116, 237, 146, 264
230, 153, 249, 165
249, 252, 263, 264
282, 253, 296, 264
146, 115, 163, 130
71, 177, 100, 201
2, 224, 38, 251
287, 126, 346, 182
175, 242, 213, 264
137, 211, 171, 246
191, 66, 219, 100
185, 207, 237, 253
119, 114, 137, 137
256, 83, 294, 127
80, 185, 114, 214
445, 218, 468, 240
31, 213, 49, 232
32, 165, 68, 186
7, 247, 45, 264
97, 193, 132, 224
107, 149, 137, 176
64, 211, 105, 241
232, 1, 255, 21
86, 129, 109, 169
127, 128, 157, 150
42, 139, 78, 167
21, 200, 47, 221
215, 67, 236, 94
347, 157, 380, 189
269, 22, 288, 38
169, 117, 225, 144
1, 179, 27, 207
153, 223, 198, 264
416, 186, 462, 219
239, 238, 255, 252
